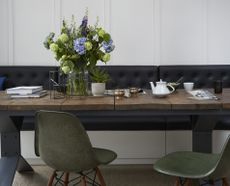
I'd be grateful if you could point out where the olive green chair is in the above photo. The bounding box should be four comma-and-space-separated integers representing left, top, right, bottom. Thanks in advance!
35, 110, 117, 186
154, 136, 230, 186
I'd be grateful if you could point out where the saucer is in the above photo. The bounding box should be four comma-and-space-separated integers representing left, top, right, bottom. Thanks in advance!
104, 89, 115, 96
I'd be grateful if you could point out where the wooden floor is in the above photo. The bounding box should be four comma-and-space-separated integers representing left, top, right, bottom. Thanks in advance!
13, 164, 228, 186
13, 164, 174, 186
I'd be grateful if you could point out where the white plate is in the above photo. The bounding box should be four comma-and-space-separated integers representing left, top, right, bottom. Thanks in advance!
152, 92, 171, 97
104, 89, 115, 96
92, 94, 105, 97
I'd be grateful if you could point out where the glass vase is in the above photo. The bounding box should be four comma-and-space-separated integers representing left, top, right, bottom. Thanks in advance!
66, 70, 88, 96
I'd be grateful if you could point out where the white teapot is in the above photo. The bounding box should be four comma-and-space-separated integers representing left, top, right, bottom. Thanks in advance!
149, 79, 175, 96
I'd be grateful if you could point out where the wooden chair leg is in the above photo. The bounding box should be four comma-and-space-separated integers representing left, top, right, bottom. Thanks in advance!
174, 178, 193, 186
184, 179, 192, 186
96, 167, 106, 186
174, 177, 180, 186
64, 172, 69, 186
223, 177, 230, 186
81, 175, 87, 186
48, 170, 56, 186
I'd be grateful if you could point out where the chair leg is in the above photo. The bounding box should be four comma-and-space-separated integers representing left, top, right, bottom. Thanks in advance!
184, 179, 192, 186
174, 177, 180, 186
223, 177, 230, 186
174, 178, 193, 186
48, 170, 56, 186
96, 167, 106, 186
64, 172, 69, 186
81, 175, 87, 186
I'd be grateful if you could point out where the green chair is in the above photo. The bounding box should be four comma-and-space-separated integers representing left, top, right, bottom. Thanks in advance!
35, 110, 117, 186
154, 136, 230, 186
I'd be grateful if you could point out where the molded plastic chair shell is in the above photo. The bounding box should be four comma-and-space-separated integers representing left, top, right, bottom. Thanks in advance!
35, 110, 117, 177
154, 135, 230, 184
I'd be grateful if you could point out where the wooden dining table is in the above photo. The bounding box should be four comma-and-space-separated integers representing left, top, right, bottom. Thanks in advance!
0, 88, 230, 185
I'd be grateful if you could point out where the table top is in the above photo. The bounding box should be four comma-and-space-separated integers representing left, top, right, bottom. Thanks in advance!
0, 89, 230, 111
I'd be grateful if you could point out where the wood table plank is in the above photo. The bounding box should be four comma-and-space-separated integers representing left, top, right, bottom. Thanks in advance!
220, 88, 230, 109
115, 90, 171, 110
0, 92, 12, 110
61, 96, 114, 110
1, 89, 227, 111
168, 89, 221, 110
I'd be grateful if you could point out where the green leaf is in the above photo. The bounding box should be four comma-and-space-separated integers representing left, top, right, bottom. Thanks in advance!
89, 67, 110, 83
103, 33, 111, 42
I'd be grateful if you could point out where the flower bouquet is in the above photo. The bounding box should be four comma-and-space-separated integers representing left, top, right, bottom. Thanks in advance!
44, 11, 115, 96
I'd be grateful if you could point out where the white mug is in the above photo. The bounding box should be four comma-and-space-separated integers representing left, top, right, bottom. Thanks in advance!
183, 82, 194, 92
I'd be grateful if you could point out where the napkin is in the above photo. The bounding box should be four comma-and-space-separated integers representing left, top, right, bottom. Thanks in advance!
188, 90, 219, 100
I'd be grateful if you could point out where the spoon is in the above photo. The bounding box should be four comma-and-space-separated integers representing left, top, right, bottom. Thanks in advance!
176, 77, 183, 84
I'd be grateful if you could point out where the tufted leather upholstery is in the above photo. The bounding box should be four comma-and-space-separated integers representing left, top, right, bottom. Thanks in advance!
159, 65, 230, 89
1, 65, 230, 130
0, 66, 58, 90
100, 66, 158, 89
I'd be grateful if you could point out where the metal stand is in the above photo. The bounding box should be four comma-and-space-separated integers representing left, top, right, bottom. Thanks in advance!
0, 114, 33, 186
192, 115, 218, 153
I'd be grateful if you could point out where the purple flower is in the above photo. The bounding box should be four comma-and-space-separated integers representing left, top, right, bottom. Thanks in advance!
80, 16, 88, 36
81, 16, 88, 28
102, 40, 115, 53
74, 37, 87, 55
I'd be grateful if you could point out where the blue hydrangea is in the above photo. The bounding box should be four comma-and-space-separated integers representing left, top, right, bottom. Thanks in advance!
102, 40, 115, 53
74, 37, 87, 45
74, 37, 87, 55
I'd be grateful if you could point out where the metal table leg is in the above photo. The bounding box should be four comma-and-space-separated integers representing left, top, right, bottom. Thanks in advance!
192, 115, 218, 153
0, 114, 33, 186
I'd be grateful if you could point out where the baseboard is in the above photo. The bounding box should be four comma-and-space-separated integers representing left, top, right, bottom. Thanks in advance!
113, 158, 159, 164
26, 158, 45, 165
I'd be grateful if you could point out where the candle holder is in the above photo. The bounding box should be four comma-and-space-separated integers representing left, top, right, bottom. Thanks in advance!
49, 71, 66, 99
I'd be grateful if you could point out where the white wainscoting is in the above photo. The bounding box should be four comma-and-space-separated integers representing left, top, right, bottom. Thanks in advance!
1, 0, 230, 65
165, 131, 192, 154
0, 130, 223, 164
160, 0, 206, 64
20, 131, 166, 164
19, 130, 230, 164
213, 130, 230, 153
88, 131, 165, 164
0, 0, 10, 65
17, 130, 230, 165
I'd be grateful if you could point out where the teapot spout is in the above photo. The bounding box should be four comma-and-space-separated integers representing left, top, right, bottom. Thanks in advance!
149, 82, 155, 92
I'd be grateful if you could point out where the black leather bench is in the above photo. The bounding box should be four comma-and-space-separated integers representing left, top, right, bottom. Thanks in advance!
1, 65, 230, 130
101, 66, 158, 89
0, 66, 57, 90
159, 65, 230, 89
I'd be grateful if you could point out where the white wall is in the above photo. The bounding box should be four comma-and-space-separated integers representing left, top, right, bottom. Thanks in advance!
1, 0, 230, 164
1, 0, 230, 66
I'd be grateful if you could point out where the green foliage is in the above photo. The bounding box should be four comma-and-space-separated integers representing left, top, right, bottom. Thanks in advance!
43, 11, 115, 75
90, 67, 110, 83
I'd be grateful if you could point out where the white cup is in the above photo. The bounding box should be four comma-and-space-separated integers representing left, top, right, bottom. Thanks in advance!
183, 82, 194, 92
